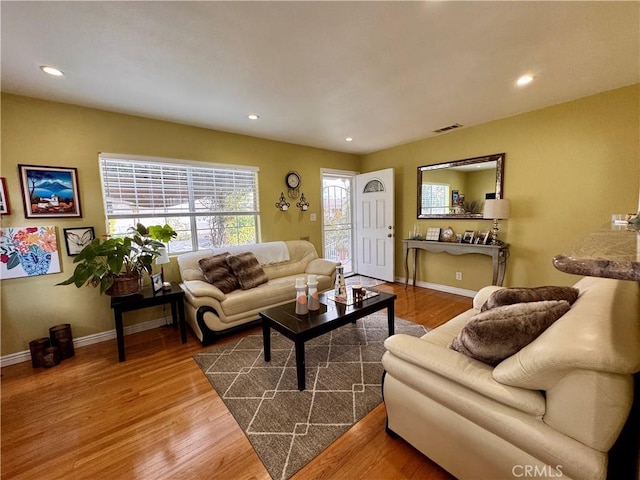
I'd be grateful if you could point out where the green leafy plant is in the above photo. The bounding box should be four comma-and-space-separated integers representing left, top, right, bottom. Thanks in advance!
57, 223, 177, 294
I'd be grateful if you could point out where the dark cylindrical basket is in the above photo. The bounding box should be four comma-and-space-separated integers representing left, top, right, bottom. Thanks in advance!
49, 324, 75, 359
41, 346, 61, 368
29, 337, 51, 368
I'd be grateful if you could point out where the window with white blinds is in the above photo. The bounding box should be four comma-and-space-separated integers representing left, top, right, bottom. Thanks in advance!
99, 153, 260, 253
420, 183, 450, 215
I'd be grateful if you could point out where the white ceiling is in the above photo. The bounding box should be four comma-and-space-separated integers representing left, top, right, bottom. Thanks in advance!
2, 1, 639, 155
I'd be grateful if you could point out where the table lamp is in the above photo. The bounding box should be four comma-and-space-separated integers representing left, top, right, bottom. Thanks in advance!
155, 246, 172, 289
483, 199, 511, 245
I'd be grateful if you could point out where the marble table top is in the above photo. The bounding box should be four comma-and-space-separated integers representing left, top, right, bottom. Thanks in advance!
553, 227, 640, 282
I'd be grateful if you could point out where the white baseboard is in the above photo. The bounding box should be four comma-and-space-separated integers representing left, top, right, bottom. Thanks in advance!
0, 317, 169, 368
394, 276, 477, 298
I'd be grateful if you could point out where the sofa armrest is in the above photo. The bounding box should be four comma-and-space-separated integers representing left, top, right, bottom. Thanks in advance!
181, 279, 226, 301
383, 334, 545, 415
305, 258, 340, 277
473, 285, 504, 310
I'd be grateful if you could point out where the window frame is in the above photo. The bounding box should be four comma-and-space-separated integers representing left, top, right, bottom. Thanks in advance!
98, 153, 261, 254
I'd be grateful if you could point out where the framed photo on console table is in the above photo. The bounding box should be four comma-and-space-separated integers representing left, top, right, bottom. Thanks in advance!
461, 230, 475, 244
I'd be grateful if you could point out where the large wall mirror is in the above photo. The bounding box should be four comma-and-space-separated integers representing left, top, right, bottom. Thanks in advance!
417, 153, 505, 219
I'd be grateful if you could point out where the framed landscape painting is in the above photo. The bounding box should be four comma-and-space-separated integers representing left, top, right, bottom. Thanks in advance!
18, 165, 82, 218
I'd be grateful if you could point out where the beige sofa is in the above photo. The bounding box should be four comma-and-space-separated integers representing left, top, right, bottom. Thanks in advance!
382, 276, 640, 480
178, 240, 338, 345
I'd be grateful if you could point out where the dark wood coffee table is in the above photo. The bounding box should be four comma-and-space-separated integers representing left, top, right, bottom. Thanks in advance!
260, 289, 397, 391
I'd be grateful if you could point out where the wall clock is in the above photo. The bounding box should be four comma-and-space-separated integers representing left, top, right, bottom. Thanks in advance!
285, 171, 301, 198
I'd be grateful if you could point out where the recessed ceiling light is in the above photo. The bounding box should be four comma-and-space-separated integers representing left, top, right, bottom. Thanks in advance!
345, 137, 353, 142
40, 65, 64, 77
247, 114, 259, 120
516, 74, 534, 86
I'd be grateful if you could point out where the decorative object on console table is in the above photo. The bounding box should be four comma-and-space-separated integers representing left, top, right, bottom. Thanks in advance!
440, 227, 455, 242
425, 227, 441, 241
275, 192, 290, 211
483, 198, 511, 245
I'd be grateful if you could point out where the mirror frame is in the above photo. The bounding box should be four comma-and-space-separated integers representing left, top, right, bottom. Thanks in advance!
417, 153, 505, 219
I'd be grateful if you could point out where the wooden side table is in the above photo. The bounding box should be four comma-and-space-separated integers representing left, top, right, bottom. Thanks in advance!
110, 282, 187, 362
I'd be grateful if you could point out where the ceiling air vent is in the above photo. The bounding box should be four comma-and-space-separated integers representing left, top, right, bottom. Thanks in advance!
433, 123, 463, 134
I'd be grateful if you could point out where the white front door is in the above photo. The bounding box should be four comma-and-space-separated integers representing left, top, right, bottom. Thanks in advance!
354, 168, 395, 282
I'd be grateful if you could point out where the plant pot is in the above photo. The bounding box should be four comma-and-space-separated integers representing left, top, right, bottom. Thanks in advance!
107, 274, 142, 297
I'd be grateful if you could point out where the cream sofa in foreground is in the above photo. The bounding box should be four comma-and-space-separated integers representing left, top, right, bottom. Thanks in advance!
382, 276, 640, 480
178, 240, 338, 345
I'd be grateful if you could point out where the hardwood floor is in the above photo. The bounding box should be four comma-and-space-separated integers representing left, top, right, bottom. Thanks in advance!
1, 283, 470, 480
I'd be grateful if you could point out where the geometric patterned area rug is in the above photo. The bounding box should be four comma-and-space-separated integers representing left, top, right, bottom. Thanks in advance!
193, 312, 427, 480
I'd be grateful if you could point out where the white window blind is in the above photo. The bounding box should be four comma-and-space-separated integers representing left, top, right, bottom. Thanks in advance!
99, 153, 260, 253
421, 183, 450, 215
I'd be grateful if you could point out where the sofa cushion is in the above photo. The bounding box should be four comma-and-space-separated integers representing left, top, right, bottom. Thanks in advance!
198, 252, 239, 294
481, 286, 579, 311
226, 252, 269, 290
493, 277, 640, 390
450, 300, 571, 366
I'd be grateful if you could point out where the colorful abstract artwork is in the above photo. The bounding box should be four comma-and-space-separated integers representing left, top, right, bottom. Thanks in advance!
18, 165, 82, 218
0, 226, 61, 279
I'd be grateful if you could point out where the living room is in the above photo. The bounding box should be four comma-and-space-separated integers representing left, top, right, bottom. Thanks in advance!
1, 2, 639, 479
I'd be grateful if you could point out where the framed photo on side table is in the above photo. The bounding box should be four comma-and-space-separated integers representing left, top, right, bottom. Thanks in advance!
151, 273, 163, 293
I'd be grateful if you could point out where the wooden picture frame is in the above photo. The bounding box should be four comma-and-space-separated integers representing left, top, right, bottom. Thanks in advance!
63, 227, 95, 256
0, 178, 10, 215
18, 164, 82, 218
151, 272, 163, 293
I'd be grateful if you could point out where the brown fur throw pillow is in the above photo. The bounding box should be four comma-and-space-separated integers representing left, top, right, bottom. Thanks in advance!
198, 253, 239, 294
450, 300, 571, 367
226, 252, 268, 290
481, 286, 579, 312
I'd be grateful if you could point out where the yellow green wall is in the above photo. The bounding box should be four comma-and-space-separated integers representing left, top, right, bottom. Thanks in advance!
0, 94, 358, 355
2, 85, 638, 357
363, 84, 640, 291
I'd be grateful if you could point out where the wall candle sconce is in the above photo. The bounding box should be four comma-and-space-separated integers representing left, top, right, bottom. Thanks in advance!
275, 192, 290, 211
296, 193, 309, 211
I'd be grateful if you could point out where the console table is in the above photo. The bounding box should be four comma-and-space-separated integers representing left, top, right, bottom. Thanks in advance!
403, 239, 509, 288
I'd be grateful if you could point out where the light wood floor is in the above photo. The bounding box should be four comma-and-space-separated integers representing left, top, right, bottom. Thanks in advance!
1, 282, 471, 480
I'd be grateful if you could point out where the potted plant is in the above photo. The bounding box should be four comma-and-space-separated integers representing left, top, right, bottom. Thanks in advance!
57, 223, 177, 296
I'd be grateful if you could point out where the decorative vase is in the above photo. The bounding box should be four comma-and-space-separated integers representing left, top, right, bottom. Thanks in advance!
295, 277, 308, 315
334, 266, 346, 298
307, 274, 319, 311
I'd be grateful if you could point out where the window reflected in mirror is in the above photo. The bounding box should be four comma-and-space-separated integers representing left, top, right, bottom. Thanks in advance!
417, 153, 504, 219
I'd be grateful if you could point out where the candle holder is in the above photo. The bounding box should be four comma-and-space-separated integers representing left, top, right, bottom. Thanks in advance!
275, 192, 290, 211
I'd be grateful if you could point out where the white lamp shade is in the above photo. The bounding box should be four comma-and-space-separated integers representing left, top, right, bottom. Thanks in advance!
155, 246, 170, 265
483, 199, 511, 219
